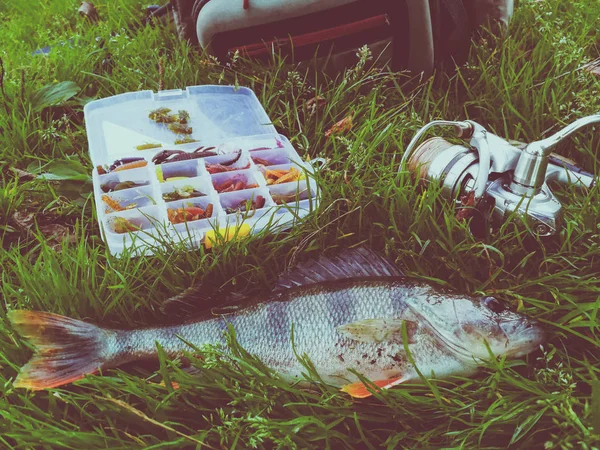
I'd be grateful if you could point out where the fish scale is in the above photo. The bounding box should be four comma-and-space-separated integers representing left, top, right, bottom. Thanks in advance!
109, 280, 478, 386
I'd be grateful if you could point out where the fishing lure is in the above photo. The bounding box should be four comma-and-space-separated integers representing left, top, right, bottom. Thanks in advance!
168, 204, 213, 224
225, 195, 265, 214
162, 185, 206, 202
101, 195, 126, 212
111, 217, 141, 234
263, 167, 303, 185
177, 110, 190, 124
271, 189, 309, 205
136, 143, 162, 151
148, 107, 177, 124
205, 150, 243, 171
168, 123, 193, 135
97, 158, 148, 175
100, 181, 147, 193
213, 177, 258, 193
174, 137, 198, 145
251, 156, 276, 166
152, 147, 217, 165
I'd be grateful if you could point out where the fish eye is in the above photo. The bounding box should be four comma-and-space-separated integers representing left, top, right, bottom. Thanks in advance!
481, 297, 505, 314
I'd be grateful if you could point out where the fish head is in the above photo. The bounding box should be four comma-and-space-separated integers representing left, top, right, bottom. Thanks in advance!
411, 289, 546, 361
458, 296, 546, 359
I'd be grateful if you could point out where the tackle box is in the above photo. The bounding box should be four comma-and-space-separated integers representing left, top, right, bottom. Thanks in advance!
84, 85, 320, 257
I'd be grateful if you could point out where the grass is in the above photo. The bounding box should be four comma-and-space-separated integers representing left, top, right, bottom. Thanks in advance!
1, 0, 600, 448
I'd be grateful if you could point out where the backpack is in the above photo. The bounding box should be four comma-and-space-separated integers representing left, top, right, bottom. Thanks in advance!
166, 0, 513, 75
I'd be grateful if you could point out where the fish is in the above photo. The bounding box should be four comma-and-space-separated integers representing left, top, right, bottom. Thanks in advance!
7, 248, 545, 398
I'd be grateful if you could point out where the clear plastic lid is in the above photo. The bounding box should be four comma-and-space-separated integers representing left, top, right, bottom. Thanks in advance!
84, 85, 276, 167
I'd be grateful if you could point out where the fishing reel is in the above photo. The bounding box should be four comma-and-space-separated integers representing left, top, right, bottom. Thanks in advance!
400, 115, 600, 236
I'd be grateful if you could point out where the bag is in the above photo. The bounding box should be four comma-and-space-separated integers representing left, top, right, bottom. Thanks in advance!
169, 0, 513, 75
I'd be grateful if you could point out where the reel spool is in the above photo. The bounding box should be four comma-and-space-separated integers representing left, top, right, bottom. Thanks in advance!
407, 137, 481, 200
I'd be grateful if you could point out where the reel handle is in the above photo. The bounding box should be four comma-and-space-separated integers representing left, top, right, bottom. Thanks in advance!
546, 155, 596, 188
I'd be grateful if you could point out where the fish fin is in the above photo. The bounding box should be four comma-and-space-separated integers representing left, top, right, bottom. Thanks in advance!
8, 310, 113, 390
154, 380, 180, 390
152, 362, 202, 390
274, 247, 404, 292
161, 283, 249, 318
163, 247, 402, 316
337, 319, 418, 344
341, 377, 406, 398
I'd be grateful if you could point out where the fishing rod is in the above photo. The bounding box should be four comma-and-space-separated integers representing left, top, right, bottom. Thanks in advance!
400, 114, 599, 236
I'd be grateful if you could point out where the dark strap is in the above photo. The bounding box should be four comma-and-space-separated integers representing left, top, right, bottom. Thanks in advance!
429, 0, 472, 68
169, 0, 202, 43
192, 0, 212, 25
403, 1, 434, 75
442, 0, 472, 56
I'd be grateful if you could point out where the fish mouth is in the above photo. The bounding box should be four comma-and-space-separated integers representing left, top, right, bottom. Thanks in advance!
504, 321, 546, 358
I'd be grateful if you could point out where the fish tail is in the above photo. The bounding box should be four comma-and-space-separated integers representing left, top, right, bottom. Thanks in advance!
8, 310, 116, 390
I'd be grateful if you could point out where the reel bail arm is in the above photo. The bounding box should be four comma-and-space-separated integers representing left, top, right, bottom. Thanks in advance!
400, 120, 473, 169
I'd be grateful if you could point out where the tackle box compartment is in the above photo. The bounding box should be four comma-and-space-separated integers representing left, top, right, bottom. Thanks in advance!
84, 85, 320, 257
